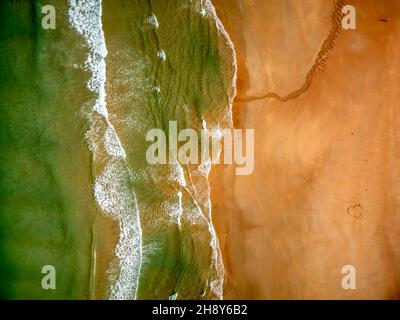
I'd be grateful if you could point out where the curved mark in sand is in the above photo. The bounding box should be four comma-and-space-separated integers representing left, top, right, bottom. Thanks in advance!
236, 0, 345, 103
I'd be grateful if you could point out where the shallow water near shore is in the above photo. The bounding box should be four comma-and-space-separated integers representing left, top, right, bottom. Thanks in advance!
0, 0, 236, 299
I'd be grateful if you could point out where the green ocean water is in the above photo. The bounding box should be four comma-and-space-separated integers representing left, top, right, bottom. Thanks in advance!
0, 0, 98, 299
0, 0, 236, 299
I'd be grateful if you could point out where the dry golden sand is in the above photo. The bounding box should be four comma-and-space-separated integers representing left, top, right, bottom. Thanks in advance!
211, 0, 400, 299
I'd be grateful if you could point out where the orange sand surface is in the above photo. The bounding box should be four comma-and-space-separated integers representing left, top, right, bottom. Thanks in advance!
211, 0, 400, 299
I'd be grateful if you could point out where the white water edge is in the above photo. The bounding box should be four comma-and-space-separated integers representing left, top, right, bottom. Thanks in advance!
68, 0, 143, 300
202, 0, 238, 299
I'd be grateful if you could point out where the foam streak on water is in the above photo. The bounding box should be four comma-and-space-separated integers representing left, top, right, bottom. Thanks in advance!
68, 0, 142, 300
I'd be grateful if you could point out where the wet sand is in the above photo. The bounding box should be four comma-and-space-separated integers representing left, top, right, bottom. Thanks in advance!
212, 0, 400, 299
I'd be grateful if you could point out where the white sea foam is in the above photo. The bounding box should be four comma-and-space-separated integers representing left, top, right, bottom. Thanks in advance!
104, 124, 127, 159
198, 158, 212, 177
177, 191, 183, 227
147, 14, 159, 29
68, 0, 109, 118
164, 191, 183, 227
169, 292, 178, 300
68, 0, 142, 300
152, 86, 161, 94
167, 163, 187, 187
94, 160, 142, 300
142, 241, 161, 263
157, 49, 167, 61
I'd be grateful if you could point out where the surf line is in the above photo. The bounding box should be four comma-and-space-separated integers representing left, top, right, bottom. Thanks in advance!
201, 0, 238, 299
68, 0, 143, 300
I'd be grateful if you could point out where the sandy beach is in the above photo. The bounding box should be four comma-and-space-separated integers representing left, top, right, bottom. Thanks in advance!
211, 0, 400, 299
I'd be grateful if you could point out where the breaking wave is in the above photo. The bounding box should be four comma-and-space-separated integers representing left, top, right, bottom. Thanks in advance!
68, 0, 143, 300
